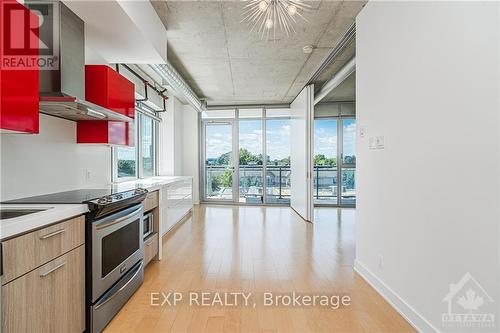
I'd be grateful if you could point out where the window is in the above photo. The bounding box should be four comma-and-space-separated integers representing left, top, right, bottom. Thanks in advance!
113, 112, 157, 182
204, 122, 233, 200
266, 118, 291, 204
238, 119, 263, 203
201, 108, 291, 204
141, 116, 155, 178
116, 146, 137, 179
313, 116, 356, 206
313, 119, 338, 205
342, 119, 356, 165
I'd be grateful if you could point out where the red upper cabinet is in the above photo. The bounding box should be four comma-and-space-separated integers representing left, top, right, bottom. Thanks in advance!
77, 120, 132, 146
85, 65, 135, 118
0, 0, 39, 134
77, 65, 135, 145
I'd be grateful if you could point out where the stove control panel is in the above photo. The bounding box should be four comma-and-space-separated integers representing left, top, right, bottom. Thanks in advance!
89, 188, 149, 206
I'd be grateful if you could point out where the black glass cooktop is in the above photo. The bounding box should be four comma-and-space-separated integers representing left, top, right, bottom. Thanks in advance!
2, 188, 116, 204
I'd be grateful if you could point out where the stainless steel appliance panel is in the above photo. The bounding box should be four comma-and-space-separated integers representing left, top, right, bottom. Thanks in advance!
92, 204, 144, 301
91, 260, 144, 333
143, 212, 153, 239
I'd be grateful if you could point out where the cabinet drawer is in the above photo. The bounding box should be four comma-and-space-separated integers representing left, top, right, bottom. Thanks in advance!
144, 233, 158, 265
143, 190, 159, 212
2, 245, 85, 333
1, 215, 85, 284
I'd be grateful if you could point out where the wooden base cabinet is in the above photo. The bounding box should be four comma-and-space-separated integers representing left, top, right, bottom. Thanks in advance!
1, 245, 85, 333
1, 216, 86, 333
144, 233, 158, 266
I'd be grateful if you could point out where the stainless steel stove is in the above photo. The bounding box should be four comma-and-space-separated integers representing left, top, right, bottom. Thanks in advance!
3, 187, 149, 333
84, 188, 148, 333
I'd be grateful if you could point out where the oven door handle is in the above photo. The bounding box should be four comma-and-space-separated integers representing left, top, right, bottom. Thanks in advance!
93, 261, 144, 310
95, 207, 142, 231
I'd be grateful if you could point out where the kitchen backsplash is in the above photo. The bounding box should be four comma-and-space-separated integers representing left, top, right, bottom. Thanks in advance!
1, 114, 111, 201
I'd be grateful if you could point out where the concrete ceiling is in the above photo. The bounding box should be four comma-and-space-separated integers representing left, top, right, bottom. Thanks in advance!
156, 0, 365, 105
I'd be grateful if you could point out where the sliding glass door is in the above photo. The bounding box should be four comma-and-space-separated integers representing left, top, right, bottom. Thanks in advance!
265, 118, 291, 204
313, 117, 356, 206
313, 119, 338, 205
203, 121, 237, 202
238, 118, 264, 203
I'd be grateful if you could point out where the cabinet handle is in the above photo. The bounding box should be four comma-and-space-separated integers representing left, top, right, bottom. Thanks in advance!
39, 229, 65, 240
40, 262, 66, 277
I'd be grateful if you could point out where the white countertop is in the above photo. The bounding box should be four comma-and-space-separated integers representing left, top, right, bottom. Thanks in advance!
111, 176, 192, 192
0, 176, 192, 240
0, 204, 88, 240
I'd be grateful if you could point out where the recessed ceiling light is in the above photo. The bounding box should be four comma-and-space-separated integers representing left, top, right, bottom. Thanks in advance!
302, 45, 314, 54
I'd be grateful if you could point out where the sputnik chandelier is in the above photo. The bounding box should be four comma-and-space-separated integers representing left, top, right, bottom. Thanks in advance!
242, 0, 309, 40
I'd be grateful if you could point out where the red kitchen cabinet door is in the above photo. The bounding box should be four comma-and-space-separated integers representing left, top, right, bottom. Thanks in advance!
77, 65, 135, 145
77, 121, 134, 146
0, 0, 39, 134
85, 65, 135, 118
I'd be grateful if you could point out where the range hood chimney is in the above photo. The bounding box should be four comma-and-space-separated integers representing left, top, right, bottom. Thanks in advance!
35, 1, 131, 122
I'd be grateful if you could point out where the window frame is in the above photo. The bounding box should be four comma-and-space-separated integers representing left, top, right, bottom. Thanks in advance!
112, 111, 158, 183
200, 108, 292, 205
312, 114, 356, 207
138, 113, 157, 179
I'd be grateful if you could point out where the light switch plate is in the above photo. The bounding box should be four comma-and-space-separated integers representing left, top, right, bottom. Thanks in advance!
376, 136, 385, 149
369, 137, 376, 149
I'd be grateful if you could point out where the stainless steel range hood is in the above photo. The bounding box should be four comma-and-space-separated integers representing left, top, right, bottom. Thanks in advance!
39, 96, 133, 122
36, 1, 132, 122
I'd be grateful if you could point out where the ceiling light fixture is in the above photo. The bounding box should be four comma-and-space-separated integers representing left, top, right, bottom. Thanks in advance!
302, 45, 314, 54
242, 0, 309, 40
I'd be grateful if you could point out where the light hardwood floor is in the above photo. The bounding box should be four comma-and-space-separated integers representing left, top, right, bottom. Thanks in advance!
105, 205, 414, 333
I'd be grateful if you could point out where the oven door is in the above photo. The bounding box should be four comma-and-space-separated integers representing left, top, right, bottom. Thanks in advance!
92, 204, 144, 302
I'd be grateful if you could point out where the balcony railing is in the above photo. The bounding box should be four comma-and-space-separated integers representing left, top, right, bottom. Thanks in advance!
205, 164, 354, 204
312, 165, 356, 205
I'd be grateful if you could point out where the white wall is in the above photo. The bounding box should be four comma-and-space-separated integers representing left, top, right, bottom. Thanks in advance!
290, 85, 314, 222
0, 114, 111, 201
181, 105, 200, 203
159, 96, 184, 176
64, 0, 167, 64
157, 97, 199, 203
356, 1, 499, 331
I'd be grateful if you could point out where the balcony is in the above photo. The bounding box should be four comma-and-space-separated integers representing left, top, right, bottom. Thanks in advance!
313, 166, 356, 205
205, 165, 355, 205
205, 165, 233, 200
204, 165, 291, 204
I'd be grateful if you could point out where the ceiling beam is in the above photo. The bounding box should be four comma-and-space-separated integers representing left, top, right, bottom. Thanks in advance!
206, 103, 291, 110
148, 63, 203, 112
313, 57, 356, 105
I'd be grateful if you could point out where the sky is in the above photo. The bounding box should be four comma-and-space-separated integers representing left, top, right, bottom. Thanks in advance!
314, 119, 356, 158
205, 119, 291, 161
120, 117, 356, 163
205, 124, 232, 160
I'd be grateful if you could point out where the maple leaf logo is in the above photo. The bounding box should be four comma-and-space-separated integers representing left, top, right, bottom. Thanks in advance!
457, 289, 484, 311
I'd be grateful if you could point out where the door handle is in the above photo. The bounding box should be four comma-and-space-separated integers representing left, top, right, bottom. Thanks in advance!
40, 262, 66, 277
95, 207, 142, 230
93, 261, 144, 310
39, 229, 65, 240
